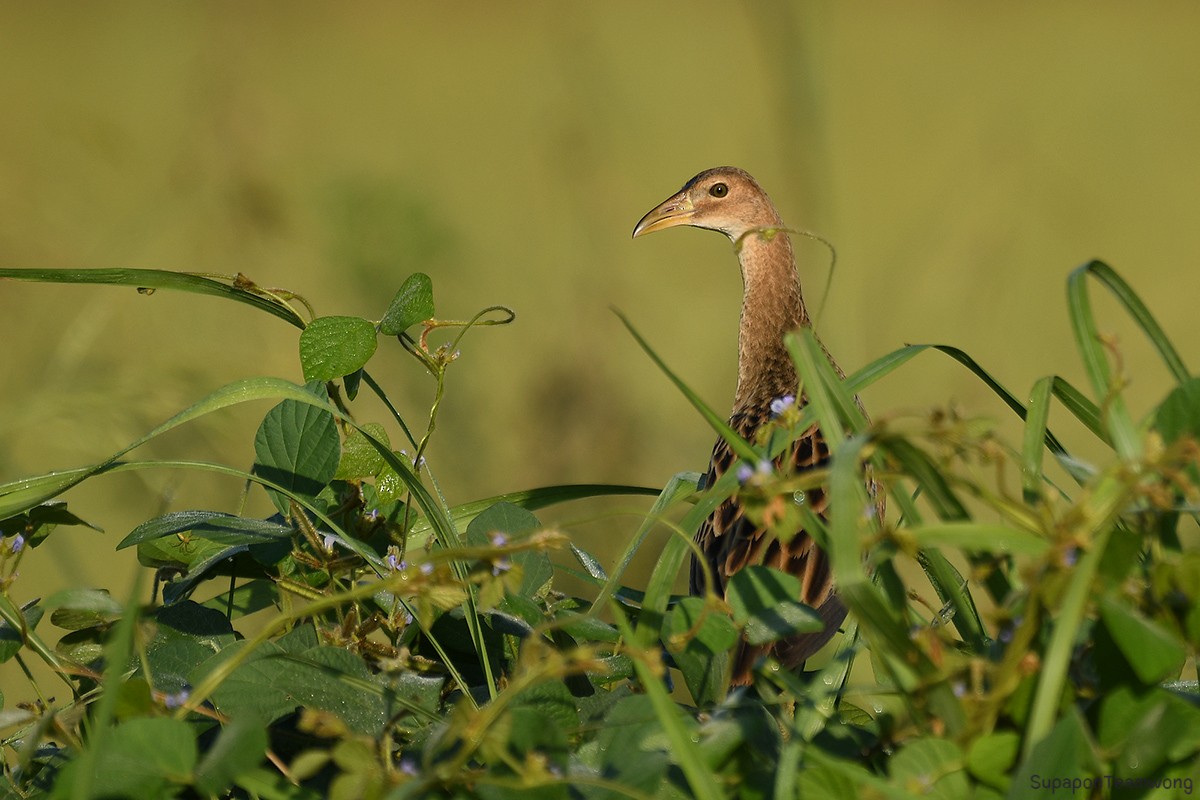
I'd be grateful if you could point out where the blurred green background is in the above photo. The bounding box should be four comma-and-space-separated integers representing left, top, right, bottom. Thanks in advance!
2, 3, 1198, 694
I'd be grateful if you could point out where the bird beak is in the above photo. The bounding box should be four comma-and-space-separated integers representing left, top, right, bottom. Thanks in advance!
632, 191, 695, 238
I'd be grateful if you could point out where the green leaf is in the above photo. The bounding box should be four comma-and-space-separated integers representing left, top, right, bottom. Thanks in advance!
44, 588, 122, 631
335, 422, 390, 480
1014, 707, 1102, 795
1155, 377, 1200, 445
62, 717, 197, 800
118, 510, 294, 550
194, 717, 269, 796
299, 315, 378, 382
380, 272, 435, 335
253, 391, 341, 515
592, 695, 671, 797
1097, 685, 1200, 779
888, 739, 968, 799
466, 502, 551, 600
143, 602, 238, 694
665, 597, 736, 706
0, 602, 42, 664
726, 566, 824, 646
197, 643, 390, 735
1099, 596, 1187, 685
966, 731, 1019, 791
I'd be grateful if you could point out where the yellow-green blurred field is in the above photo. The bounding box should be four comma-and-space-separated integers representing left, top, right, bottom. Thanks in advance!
2, 4, 1199, 700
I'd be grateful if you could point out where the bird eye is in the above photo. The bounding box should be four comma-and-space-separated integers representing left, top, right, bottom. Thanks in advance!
709, 183, 728, 198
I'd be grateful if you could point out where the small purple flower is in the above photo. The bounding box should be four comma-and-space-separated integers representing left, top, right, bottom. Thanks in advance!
952, 681, 967, 698
736, 464, 754, 484
492, 557, 512, 576
1062, 547, 1079, 567
402, 611, 414, 625
490, 532, 508, 548
364, 509, 381, 522
414, 455, 426, 469
419, 562, 434, 576
769, 394, 796, 416
163, 688, 190, 709
385, 552, 402, 571
9, 535, 25, 554
399, 757, 419, 776
322, 534, 337, 553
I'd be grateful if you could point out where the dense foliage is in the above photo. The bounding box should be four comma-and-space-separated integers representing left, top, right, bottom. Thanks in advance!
0, 261, 1197, 799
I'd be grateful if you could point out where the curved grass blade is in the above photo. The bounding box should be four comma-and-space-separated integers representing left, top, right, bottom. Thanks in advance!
0, 378, 332, 520
589, 472, 703, 620
0, 268, 304, 328
1022, 377, 1054, 502
1074, 260, 1189, 383
1067, 262, 1139, 460
614, 309, 758, 463
406, 483, 662, 541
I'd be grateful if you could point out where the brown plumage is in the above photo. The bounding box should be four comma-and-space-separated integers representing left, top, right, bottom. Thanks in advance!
633, 166, 862, 685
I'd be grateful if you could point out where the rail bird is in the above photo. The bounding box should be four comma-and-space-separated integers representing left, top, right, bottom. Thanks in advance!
633, 166, 863, 685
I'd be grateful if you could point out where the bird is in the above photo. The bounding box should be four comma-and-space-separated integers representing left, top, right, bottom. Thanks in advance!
632, 166, 867, 685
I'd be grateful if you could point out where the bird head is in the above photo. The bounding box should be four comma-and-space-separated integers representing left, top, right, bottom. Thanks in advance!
632, 167, 784, 242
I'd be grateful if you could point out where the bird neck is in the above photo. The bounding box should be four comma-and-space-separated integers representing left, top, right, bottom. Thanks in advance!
733, 230, 809, 412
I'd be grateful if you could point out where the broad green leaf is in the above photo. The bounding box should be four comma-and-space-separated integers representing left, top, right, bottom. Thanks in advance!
726, 566, 823, 646
299, 315, 378, 381
888, 739, 969, 799
966, 731, 1019, 791
466, 502, 551, 600
665, 597, 736, 706
197, 643, 390, 736
592, 695, 671, 797
60, 716, 197, 800
1155, 377, 1200, 447
335, 422, 390, 480
143, 602, 238, 695
1014, 707, 1102, 794
511, 679, 579, 735
44, 588, 122, 631
253, 392, 340, 515
194, 717, 270, 796
380, 272, 435, 335
1099, 597, 1186, 685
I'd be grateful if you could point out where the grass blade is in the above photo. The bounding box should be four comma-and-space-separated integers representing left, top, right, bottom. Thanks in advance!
1067, 261, 1138, 460
0, 267, 305, 328
615, 309, 758, 463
